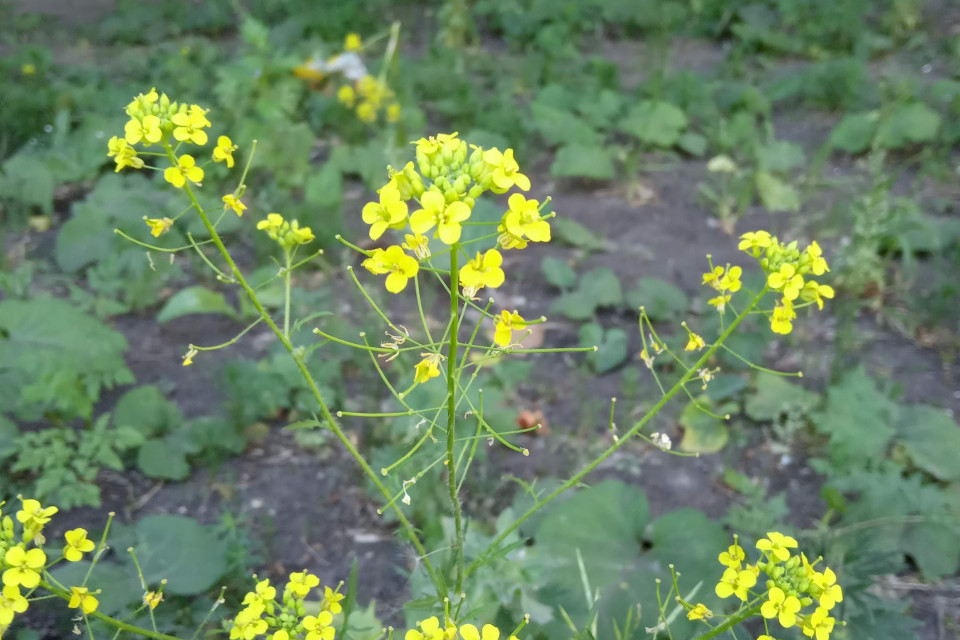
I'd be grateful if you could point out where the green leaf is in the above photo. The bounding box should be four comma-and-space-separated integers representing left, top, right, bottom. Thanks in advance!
113, 386, 182, 438
815, 368, 898, 466
677, 131, 707, 156
541, 257, 577, 289
876, 102, 941, 149
341, 601, 383, 640
903, 521, 960, 579
625, 277, 688, 320
580, 324, 627, 374
745, 374, 818, 422
552, 218, 607, 251
137, 438, 191, 481
580, 268, 623, 308
0, 415, 17, 459
549, 289, 597, 321
157, 286, 237, 323
678, 398, 729, 454
618, 100, 688, 147
0, 151, 56, 215
756, 141, 805, 172
531, 102, 602, 146
550, 144, 616, 180
828, 112, 877, 154
754, 171, 800, 212
896, 406, 960, 482
304, 162, 343, 209
133, 515, 229, 595
50, 562, 141, 616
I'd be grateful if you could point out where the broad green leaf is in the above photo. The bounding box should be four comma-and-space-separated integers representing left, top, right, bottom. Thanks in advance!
815, 368, 898, 466
50, 561, 141, 616
756, 141, 805, 172
552, 218, 607, 251
876, 102, 941, 149
550, 144, 616, 180
341, 601, 383, 640
134, 515, 229, 595
540, 257, 577, 289
678, 398, 729, 453
137, 438, 191, 481
531, 102, 601, 146
55, 208, 112, 273
618, 100, 688, 147
828, 112, 876, 154
549, 289, 596, 321
580, 324, 627, 373
157, 286, 237, 323
745, 374, 818, 422
903, 520, 960, 579
677, 131, 707, 156
580, 268, 623, 308
0, 151, 56, 215
113, 385, 182, 438
0, 416, 18, 459
625, 277, 688, 320
304, 162, 343, 209
755, 171, 800, 212
896, 406, 960, 482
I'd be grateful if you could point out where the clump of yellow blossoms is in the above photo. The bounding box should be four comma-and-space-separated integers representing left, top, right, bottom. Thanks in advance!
687, 532, 843, 640
404, 616, 522, 640
1, 498, 102, 635
257, 213, 316, 250
228, 574, 344, 640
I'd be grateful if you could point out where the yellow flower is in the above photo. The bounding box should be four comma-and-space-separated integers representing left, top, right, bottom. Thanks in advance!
344, 32, 362, 51
143, 591, 163, 609
459, 249, 505, 294
770, 299, 795, 335
164, 154, 204, 188
800, 281, 834, 310
2, 547, 45, 588
322, 585, 345, 614
483, 148, 530, 193
0, 585, 29, 626
738, 230, 773, 256
806, 241, 829, 275
387, 103, 402, 122
356, 101, 377, 123
272, 632, 290, 640
405, 617, 445, 640
715, 567, 757, 600
684, 331, 706, 351
223, 194, 247, 216
367, 246, 419, 293
230, 606, 267, 640
289, 223, 314, 245
758, 636, 780, 640
502, 193, 550, 243
107, 136, 144, 172
302, 611, 335, 640
212, 135, 238, 168
16, 499, 58, 529
402, 233, 431, 260
702, 266, 724, 289
709, 294, 732, 313
63, 528, 95, 562
813, 567, 843, 609
494, 310, 526, 347
286, 571, 320, 599
21, 63, 36, 76
124, 115, 162, 145
242, 579, 276, 610
459, 623, 500, 640
68, 586, 99, 615
337, 85, 356, 108
172, 108, 209, 145
182, 348, 197, 367
756, 531, 798, 563
767, 264, 803, 301
719, 541, 745, 569
415, 132, 462, 157
720, 266, 742, 291
761, 587, 801, 628
414, 355, 442, 384
687, 603, 713, 621
257, 213, 284, 232
144, 217, 174, 237
801, 607, 835, 640
362, 184, 409, 240
410, 190, 472, 245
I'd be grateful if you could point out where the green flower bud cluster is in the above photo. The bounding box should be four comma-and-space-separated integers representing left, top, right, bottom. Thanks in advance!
256, 213, 315, 250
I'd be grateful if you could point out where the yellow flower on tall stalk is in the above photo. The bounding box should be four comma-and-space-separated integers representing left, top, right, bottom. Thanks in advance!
321, 586, 345, 614
124, 115, 162, 145
410, 190, 472, 245
719, 540, 745, 569
286, 571, 319, 598
493, 310, 526, 347
405, 616, 444, 640
738, 230, 772, 256
801, 607, 835, 640
483, 148, 530, 192
171, 108, 209, 145
344, 32, 362, 51
770, 299, 796, 335
0, 585, 29, 625
459, 623, 501, 640
768, 264, 803, 301
687, 603, 713, 621
222, 194, 246, 216
362, 184, 408, 240
683, 324, 706, 351
63, 528, 95, 562
414, 356, 442, 384
800, 281, 834, 310
164, 154, 204, 188
302, 611, 335, 640
68, 586, 99, 614
459, 249, 505, 295
212, 135, 238, 168
813, 567, 843, 609
756, 531, 798, 563
2, 547, 46, 588
715, 566, 756, 600
402, 233, 431, 260
337, 85, 356, 108
806, 241, 829, 275
107, 136, 144, 172
762, 586, 801, 628
230, 605, 267, 640
502, 193, 550, 243
363, 246, 420, 293
16, 499, 57, 529
144, 217, 174, 237
257, 213, 284, 233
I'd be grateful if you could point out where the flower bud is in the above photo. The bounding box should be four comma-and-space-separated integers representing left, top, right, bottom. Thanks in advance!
800, 597, 813, 607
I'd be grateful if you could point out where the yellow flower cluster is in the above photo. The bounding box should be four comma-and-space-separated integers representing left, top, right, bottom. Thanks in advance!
738, 231, 834, 335
257, 213, 315, 250
337, 74, 401, 124
702, 263, 742, 314
0, 498, 100, 634
229, 573, 344, 640
705, 532, 842, 640
404, 616, 520, 640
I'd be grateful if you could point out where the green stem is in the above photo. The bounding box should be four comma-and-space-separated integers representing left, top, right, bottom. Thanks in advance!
39, 581, 181, 640
283, 250, 292, 339
161, 142, 442, 597
690, 604, 763, 640
465, 289, 766, 576
447, 244, 465, 595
